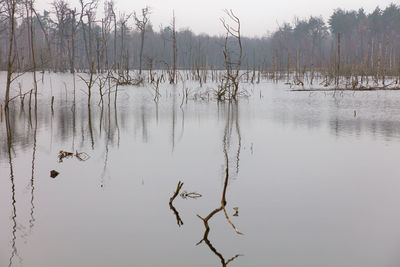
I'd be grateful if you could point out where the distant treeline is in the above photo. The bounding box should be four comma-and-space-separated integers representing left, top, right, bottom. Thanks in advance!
0, 1, 399, 75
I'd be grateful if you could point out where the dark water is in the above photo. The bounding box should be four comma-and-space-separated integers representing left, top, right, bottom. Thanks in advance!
1, 73, 400, 267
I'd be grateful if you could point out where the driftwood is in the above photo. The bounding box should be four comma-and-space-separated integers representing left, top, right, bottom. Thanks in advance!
58, 151, 74, 162
291, 87, 400, 92
113, 72, 144, 86
58, 150, 90, 163
290, 80, 400, 92
180, 190, 202, 199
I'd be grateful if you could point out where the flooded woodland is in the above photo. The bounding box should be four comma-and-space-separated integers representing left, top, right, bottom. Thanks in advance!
2, 71, 400, 267
1, 0, 400, 266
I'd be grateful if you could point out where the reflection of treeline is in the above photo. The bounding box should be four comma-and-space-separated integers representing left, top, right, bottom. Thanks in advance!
0, 99, 121, 160
0, 1, 399, 75
0, 103, 33, 156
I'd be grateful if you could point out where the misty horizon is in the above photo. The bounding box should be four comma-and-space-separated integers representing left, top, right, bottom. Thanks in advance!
33, 0, 395, 37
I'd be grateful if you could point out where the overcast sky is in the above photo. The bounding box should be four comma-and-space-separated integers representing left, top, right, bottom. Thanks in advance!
36, 0, 395, 37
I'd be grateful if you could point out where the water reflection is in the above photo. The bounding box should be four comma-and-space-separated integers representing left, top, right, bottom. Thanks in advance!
88, 105, 95, 149
164, 102, 244, 266
3, 77, 400, 266
29, 102, 37, 235
5, 107, 20, 267
114, 98, 121, 146
267, 91, 400, 139
3, 89, 400, 159
171, 88, 177, 151
165, 102, 243, 266
4, 99, 40, 267
196, 102, 243, 266
101, 104, 111, 187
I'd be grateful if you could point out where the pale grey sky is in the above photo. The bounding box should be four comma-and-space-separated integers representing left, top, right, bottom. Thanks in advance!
36, 0, 396, 36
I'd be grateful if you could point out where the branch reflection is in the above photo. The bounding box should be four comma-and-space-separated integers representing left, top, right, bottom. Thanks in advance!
29, 100, 38, 233
196, 102, 243, 266
5, 107, 19, 267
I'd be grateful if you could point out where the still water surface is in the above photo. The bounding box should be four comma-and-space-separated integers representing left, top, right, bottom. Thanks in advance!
1, 73, 400, 267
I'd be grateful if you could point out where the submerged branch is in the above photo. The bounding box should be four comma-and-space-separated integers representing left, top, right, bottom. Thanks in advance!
169, 181, 184, 227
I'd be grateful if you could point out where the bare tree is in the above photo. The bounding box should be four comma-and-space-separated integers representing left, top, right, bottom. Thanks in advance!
27, 0, 38, 105
100, 0, 114, 70
0, 1, 399, 86
79, 0, 99, 71
108, 0, 116, 70
52, 0, 69, 72
219, 9, 242, 101
171, 10, 177, 83
74, 0, 99, 111
133, 6, 150, 74
117, 12, 132, 79
4, 0, 17, 108
68, 8, 78, 73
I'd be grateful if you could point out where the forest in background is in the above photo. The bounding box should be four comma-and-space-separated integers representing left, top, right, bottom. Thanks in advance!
0, 0, 399, 76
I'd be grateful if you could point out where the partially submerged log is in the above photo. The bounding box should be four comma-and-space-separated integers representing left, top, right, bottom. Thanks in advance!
50, 170, 59, 178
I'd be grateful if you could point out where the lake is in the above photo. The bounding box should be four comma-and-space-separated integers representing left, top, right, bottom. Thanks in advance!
1, 72, 400, 267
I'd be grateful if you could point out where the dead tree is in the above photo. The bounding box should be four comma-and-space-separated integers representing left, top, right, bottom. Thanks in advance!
133, 6, 151, 75
79, 0, 99, 71
105, 0, 117, 70
4, 0, 17, 108
67, 4, 85, 74
100, 1, 114, 70
171, 10, 177, 83
32, 8, 52, 70
68, 8, 78, 73
219, 9, 242, 101
52, 0, 70, 72
117, 12, 132, 79
27, 0, 38, 105
336, 32, 341, 86
77, 0, 99, 108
